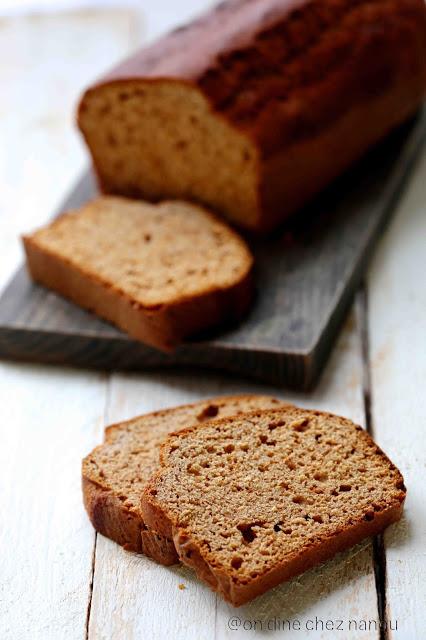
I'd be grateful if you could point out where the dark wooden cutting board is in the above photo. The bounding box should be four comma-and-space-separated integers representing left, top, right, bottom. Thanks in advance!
0, 110, 424, 389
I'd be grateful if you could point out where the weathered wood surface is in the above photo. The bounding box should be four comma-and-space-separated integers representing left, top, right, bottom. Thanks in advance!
0, 113, 424, 390
366, 147, 426, 640
0, 4, 424, 640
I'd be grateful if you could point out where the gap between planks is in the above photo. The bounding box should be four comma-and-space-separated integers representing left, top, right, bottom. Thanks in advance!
85, 374, 113, 640
358, 285, 389, 640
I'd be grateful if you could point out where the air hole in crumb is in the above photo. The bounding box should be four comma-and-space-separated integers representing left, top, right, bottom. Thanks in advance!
224, 444, 234, 453
292, 418, 310, 432
268, 420, 285, 431
339, 484, 352, 492
312, 515, 323, 523
231, 556, 243, 570
314, 471, 328, 481
364, 511, 375, 521
144, 234, 151, 242
286, 460, 296, 471
273, 522, 282, 532
237, 523, 261, 543
292, 495, 305, 504
198, 404, 219, 421
187, 464, 200, 476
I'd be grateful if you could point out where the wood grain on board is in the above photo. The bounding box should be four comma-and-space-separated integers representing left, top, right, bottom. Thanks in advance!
0, 110, 425, 390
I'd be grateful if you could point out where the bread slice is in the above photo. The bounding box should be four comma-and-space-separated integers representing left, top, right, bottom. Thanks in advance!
23, 196, 253, 351
83, 394, 286, 564
141, 406, 406, 605
78, 0, 426, 231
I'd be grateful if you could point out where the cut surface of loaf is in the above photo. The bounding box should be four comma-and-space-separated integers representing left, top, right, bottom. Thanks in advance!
23, 196, 253, 350
78, 0, 426, 231
83, 394, 285, 564
142, 406, 406, 605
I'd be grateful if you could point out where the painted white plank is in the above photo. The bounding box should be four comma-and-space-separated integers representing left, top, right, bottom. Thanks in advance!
88, 311, 380, 640
0, 7, 143, 640
367, 146, 426, 639
0, 363, 107, 640
0, 7, 143, 292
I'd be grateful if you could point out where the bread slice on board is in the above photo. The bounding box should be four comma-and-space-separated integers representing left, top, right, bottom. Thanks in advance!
141, 406, 406, 605
23, 196, 253, 351
78, 0, 426, 231
82, 395, 286, 564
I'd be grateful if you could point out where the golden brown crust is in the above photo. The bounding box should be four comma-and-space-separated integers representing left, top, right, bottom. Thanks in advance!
22, 201, 253, 352
82, 474, 179, 561
141, 406, 406, 606
78, 0, 426, 231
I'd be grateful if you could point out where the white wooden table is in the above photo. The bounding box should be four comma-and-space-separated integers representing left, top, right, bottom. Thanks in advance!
0, 4, 424, 639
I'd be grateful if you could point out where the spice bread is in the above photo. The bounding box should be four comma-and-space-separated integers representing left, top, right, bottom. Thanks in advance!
83, 394, 286, 564
23, 196, 253, 351
141, 406, 406, 605
78, 0, 426, 231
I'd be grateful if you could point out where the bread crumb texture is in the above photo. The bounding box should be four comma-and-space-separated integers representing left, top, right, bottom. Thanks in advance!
83, 396, 287, 564
28, 196, 252, 308
144, 407, 405, 594
84, 396, 284, 521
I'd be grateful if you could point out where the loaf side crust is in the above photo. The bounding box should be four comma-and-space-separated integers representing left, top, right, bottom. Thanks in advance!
78, 0, 426, 230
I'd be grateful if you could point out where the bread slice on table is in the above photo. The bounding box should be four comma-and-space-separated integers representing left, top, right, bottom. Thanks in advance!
82, 395, 286, 565
78, 0, 426, 231
141, 406, 406, 606
22, 196, 253, 351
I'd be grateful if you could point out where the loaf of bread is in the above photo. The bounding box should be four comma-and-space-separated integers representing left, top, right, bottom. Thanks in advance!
82, 395, 285, 564
78, 0, 426, 231
142, 406, 406, 606
23, 196, 253, 351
